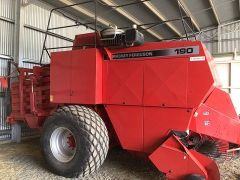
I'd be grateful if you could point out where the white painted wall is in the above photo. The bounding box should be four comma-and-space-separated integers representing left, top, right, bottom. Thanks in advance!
214, 53, 240, 114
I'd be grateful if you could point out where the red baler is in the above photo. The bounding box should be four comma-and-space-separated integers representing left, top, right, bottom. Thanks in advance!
4, 27, 240, 180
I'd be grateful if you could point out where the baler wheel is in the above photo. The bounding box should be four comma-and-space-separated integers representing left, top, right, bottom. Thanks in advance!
40, 105, 109, 178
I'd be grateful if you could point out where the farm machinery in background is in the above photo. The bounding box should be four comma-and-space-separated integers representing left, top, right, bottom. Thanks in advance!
1, 1, 240, 180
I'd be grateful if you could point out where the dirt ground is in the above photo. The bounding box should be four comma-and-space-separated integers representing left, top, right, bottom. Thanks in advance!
0, 139, 239, 180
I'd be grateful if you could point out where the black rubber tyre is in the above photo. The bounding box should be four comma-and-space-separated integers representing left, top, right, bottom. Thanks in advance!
185, 174, 205, 180
40, 105, 109, 178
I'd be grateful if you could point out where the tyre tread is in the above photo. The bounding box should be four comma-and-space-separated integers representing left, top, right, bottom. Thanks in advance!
41, 105, 109, 178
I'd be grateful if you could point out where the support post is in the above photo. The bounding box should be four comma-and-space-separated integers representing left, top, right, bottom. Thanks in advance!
11, 0, 22, 143
217, 25, 222, 53
13, 0, 21, 63
11, 123, 22, 143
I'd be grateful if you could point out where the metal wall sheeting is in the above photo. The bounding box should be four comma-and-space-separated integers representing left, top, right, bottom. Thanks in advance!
199, 20, 240, 55
0, 20, 14, 56
219, 21, 240, 53
22, 2, 92, 65
0, 0, 15, 19
0, 59, 11, 140
0, 0, 15, 140
24, 3, 92, 39
21, 27, 72, 65
198, 28, 218, 54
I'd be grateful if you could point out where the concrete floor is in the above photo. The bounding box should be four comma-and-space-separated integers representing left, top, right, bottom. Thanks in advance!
0, 139, 240, 180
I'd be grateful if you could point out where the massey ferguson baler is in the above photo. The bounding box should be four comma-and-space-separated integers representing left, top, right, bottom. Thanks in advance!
2, 26, 240, 180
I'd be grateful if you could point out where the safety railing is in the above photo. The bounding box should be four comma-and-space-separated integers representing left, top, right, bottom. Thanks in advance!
22, 0, 198, 66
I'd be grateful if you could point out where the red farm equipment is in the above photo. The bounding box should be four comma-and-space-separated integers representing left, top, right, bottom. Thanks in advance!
2, 2, 240, 180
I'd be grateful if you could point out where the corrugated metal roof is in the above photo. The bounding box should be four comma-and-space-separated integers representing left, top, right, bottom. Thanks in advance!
40, 0, 240, 41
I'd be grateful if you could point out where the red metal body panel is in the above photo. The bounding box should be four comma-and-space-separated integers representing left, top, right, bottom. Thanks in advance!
149, 135, 220, 180
71, 49, 103, 104
51, 51, 71, 103
190, 88, 240, 144
143, 107, 193, 152
205, 88, 238, 119
105, 105, 143, 151
108, 41, 215, 108
51, 48, 103, 104
105, 61, 143, 105
187, 54, 215, 108
144, 58, 188, 107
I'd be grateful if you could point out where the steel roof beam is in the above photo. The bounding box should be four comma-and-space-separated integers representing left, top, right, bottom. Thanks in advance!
239, 0, 240, 20
209, 0, 220, 25
59, 0, 111, 27
178, 0, 201, 32
142, 1, 182, 37
100, 0, 163, 40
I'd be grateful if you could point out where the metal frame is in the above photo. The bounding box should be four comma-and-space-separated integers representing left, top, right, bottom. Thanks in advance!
0, 16, 14, 24
142, 1, 182, 37
178, 0, 201, 32
209, 0, 220, 25
37, 0, 197, 65
39, 0, 96, 65
13, 0, 21, 65
59, 0, 111, 27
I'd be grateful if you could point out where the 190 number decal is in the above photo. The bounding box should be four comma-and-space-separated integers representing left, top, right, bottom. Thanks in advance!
175, 48, 194, 54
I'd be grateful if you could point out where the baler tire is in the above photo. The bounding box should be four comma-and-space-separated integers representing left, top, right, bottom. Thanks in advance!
40, 105, 109, 178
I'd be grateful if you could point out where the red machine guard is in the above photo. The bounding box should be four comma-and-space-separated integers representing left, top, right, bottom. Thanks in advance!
0, 76, 8, 89
149, 135, 220, 180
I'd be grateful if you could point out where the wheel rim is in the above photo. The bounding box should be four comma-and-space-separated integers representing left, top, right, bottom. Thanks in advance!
50, 127, 77, 163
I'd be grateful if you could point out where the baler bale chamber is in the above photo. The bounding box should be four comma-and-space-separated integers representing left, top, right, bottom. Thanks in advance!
2, 1, 240, 180
7, 66, 55, 128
